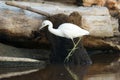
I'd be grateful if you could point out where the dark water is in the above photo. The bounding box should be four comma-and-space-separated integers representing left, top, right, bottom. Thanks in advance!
0, 52, 120, 80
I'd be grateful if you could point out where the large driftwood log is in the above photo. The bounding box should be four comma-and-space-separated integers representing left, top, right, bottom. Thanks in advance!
0, 1, 119, 51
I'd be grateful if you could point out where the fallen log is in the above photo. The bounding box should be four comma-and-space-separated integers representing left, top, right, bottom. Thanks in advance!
0, 1, 119, 51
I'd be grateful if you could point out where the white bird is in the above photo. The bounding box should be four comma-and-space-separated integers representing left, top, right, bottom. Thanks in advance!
39, 20, 89, 62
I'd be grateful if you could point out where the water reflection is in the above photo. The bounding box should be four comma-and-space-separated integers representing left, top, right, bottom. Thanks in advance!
0, 64, 89, 80
85, 73, 120, 80
0, 52, 120, 80
65, 65, 89, 80
0, 68, 39, 79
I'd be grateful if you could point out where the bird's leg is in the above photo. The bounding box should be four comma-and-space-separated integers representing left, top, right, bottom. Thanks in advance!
76, 37, 81, 46
71, 39, 79, 51
65, 47, 76, 62
67, 38, 78, 52
64, 37, 81, 62
72, 39, 76, 46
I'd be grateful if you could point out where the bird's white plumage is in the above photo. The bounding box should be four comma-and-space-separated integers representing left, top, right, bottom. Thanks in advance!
58, 23, 89, 39
40, 20, 89, 39
39, 20, 89, 62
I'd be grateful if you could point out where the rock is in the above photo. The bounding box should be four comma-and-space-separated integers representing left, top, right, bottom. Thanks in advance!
0, 60, 45, 68
0, 43, 49, 60
111, 17, 119, 32
0, 69, 39, 79
83, 35, 120, 50
0, 42, 49, 67
0, 41, 47, 77
82, 15, 114, 37
0, 56, 40, 62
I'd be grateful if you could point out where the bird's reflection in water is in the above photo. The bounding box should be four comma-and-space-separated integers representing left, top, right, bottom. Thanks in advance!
65, 65, 89, 80
1, 64, 90, 80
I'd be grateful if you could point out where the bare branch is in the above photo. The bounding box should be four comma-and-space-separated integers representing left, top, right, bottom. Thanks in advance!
5, 1, 51, 17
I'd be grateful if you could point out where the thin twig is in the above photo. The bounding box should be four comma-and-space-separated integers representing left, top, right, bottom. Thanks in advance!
5, 1, 51, 17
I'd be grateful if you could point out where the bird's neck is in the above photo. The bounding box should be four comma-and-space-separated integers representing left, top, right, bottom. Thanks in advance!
48, 24, 63, 37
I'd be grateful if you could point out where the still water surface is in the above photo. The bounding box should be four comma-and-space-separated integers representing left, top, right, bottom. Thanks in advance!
0, 52, 120, 80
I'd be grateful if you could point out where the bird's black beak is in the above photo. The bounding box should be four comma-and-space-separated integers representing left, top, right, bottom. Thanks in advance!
39, 25, 48, 31
39, 26, 44, 30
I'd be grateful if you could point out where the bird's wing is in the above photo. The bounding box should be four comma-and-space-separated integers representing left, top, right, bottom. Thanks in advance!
58, 23, 89, 38
59, 26, 80, 38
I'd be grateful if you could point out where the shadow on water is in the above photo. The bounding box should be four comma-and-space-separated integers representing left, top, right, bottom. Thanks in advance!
0, 52, 120, 80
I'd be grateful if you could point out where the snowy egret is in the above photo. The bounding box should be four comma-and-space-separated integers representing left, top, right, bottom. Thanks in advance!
39, 20, 89, 62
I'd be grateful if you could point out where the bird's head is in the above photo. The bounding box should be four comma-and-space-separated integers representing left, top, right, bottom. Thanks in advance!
39, 20, 52, 30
